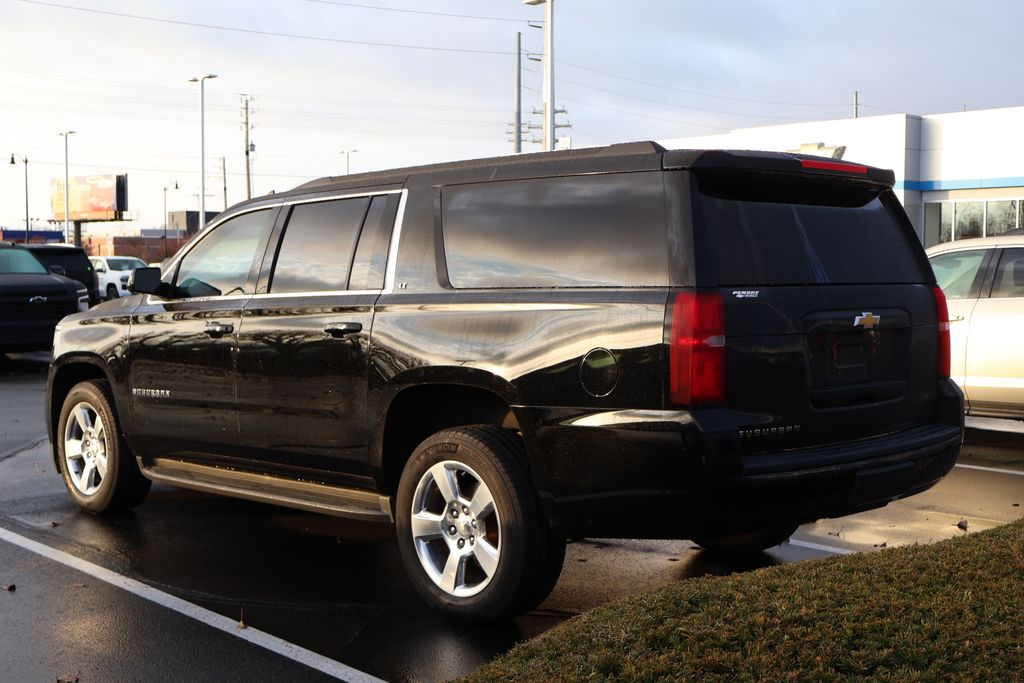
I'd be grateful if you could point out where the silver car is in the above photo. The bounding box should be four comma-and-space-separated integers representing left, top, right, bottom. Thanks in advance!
928, 234, 1024, 418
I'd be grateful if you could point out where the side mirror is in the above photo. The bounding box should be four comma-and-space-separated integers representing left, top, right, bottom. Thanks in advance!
129, 267, 165, 295
49, 265, 67, 276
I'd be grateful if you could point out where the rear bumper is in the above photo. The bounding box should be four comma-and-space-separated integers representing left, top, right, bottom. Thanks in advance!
526, 382, 964, 539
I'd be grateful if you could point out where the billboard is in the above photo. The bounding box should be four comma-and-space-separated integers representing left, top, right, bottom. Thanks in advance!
51, 174, 129, 222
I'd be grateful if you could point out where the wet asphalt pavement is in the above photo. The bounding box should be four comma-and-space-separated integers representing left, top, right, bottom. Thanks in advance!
1, 351, 1023, 682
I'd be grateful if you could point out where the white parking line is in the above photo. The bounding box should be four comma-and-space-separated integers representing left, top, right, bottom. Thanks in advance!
786, 538, 857, 556
0, 525, 384, 683
955, 463, 1024, 477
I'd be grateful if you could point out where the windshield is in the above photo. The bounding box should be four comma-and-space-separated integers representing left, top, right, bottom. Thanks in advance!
0, 249, 49, 275
108, 257, 147, 271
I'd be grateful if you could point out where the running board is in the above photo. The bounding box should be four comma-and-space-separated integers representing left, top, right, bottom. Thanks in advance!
142, 458, 393, 523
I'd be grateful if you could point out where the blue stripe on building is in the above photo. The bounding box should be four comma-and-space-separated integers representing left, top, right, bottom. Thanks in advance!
897, 177, 1024, 191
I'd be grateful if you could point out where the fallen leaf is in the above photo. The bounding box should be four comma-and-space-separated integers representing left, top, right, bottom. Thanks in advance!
1, 584, 14, 592
1013, 503, 1020, 507
238, 608, 247, 630
71, 583, 86, 588
956, 519, 969, 531
874, 542, 887, 548
50, 521, 61, 528
56, 675, 79, 683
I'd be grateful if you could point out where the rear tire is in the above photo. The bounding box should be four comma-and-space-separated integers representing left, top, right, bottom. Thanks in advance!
693, 524, 799, 555
106, 284, 119, 300
395, 425, 565, 622
57, 380, 151, 513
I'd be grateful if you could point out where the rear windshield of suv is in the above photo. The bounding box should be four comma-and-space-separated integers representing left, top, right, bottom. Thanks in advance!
692, 172, 929, 286
29, 249, 92, 277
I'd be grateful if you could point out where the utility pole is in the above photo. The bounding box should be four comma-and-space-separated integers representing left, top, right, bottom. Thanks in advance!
514, 31, 522, 153
241, 94, 255, 200
853, 90, 859, 119
524, 0, 555, 151
220, 156, 228, 209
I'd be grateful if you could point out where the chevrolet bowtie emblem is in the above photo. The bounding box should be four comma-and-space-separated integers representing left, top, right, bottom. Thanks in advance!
28, 295, 47, 304
853, 312, 880, 329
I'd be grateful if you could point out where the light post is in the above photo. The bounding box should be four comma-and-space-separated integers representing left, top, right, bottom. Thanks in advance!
523, 0, 554, 151
189, 74, 218, 231
59, 130, 75, 242
163, 181, 179, 258
339, 148, 358, 175
9, 154, 29, 243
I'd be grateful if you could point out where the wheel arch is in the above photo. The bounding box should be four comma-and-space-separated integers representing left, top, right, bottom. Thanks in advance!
373, 375, 543, 502
48, 356, 120, 472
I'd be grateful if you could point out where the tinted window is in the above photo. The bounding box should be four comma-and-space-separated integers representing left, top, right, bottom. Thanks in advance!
29, 249, 91, 276
694, 173, 928, 286
929, 250, 987, 300
269, 197, 370, 293
0, 249, 48, 274
174, 209, 273, 298
107, 257, 146, 271
443, 172, 668, 288
349, 194, 399, 291
991, 248, 1024, 298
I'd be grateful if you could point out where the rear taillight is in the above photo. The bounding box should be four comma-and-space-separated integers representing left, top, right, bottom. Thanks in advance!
932, 286, 950, 378
669, 291, 726, 405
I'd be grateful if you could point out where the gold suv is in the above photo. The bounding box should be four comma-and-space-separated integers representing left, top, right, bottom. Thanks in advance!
928, 234, 1024, 418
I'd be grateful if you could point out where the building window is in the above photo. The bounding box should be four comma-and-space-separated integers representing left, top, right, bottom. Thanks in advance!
987, 200, 1018, 237
924, 198, 1022, 245
954, 202, 983, 240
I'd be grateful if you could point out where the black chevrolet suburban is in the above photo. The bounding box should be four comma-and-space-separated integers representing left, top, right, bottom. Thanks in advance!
46, 143, 963, 621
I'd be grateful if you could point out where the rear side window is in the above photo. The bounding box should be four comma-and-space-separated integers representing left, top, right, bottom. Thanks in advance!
693, 173, 929, 286
991, 248, 1024, 298
269, 197, 371, 293
348, 194, 399, 291
443, 172, 668, 288
929, 249, 987, 300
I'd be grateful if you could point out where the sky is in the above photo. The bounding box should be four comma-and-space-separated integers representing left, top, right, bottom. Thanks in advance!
1, 0, 1022, 233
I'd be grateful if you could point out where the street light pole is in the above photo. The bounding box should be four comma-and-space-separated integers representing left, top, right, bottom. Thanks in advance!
163, 181, 178, 259
10, 154, 29, 243
59, 131, 75, 242
189, 74, 218, 231
339, 149, 358, 175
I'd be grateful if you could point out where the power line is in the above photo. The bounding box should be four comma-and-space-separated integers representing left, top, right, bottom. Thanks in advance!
557, 75, 809, 121
303, 0, 528, 23
557, 59, 848, 108
14, 0, 514, 55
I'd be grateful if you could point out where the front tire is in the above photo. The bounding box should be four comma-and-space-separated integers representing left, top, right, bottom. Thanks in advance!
395, 425, 565, 622
57, 380, 151, 513
106, 284, 119, 300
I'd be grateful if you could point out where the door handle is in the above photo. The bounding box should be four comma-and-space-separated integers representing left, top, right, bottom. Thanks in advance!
204, 322, 234, 337
324, 322, 363, 338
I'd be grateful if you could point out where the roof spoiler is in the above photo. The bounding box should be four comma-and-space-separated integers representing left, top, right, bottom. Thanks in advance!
662, 149, 895, 188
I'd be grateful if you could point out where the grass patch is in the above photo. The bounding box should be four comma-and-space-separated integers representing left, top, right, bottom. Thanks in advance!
464, 520, 1024, 682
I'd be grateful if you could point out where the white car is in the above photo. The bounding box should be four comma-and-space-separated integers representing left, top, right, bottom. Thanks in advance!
89, 255, 148, 300
927, 234, 1024, 419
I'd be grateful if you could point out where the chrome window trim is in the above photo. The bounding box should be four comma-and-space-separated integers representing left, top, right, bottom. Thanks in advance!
383, 189, 409, 294
248, 289, 381, 300
152, 187, 408, 305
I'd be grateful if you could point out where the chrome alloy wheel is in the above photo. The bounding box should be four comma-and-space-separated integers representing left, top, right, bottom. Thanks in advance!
409, 460, 501, 597
63, 401, 109, 496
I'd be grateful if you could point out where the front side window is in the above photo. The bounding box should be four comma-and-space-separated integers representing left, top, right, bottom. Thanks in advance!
991, 248, 1024, 299
269, 197, 371, 293
174, 209, 273, 298
929, 249, 986, 300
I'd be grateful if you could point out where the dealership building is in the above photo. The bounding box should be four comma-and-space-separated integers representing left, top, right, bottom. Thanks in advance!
662, 106, 1024, 248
